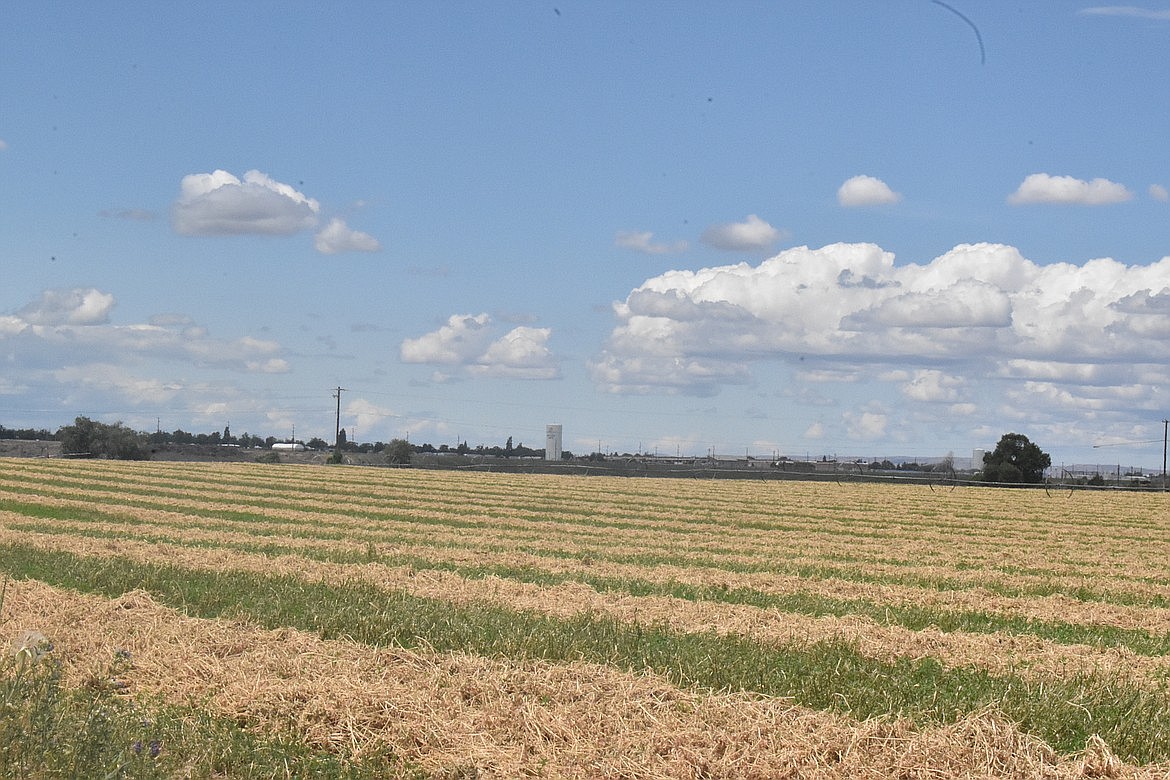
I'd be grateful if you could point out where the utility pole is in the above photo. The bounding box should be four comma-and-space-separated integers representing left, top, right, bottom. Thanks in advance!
332, 387, 346, 452
1163, 418, 1168, 491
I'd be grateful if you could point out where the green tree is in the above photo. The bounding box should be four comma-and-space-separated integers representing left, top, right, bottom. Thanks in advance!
982, 432, 1051, 484
58, 417, 149, 460
385, 438, 413, 465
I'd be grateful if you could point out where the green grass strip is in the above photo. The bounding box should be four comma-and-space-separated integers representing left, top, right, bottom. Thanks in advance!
12, 510, 1170, 659
2, 544, 1169, 763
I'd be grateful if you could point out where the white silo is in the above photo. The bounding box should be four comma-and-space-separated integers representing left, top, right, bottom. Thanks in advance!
546, 424, 563, 461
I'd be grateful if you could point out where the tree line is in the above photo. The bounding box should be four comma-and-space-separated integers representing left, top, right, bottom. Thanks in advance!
5, 418, 1056, 485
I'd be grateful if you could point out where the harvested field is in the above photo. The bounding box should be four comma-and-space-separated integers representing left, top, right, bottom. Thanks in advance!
3, 458, 1170, 777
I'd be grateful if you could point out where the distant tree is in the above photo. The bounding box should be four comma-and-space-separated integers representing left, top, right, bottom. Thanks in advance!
504, 436, 514, 459
982, 433, 1051, 484
222, 425, 233, 444
385, 438, 413, 465
307, 437, 328, 451
0, 425, 53, 440
938, 452, 955, 475
58, 416, 148, 460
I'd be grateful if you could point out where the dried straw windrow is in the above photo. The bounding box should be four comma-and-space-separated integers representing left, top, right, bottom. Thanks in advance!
4, 459, 1168, 597
0, 578, 1159, 779
1, 526, 1166, 690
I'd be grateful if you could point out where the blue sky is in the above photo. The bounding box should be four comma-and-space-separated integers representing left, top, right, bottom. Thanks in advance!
3, 1, 1170, 468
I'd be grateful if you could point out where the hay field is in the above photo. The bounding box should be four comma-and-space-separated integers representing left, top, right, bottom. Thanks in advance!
2, 458, 1170, 778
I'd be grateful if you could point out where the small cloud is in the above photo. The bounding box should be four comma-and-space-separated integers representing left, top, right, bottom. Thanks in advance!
172, 169, 320, 235
99, 208, 157, 221
1007, 173, 1133, 205
0, 139, 8, 152
837, 175, 902, 207
314, 218, 382, 254
1078, 6, 1170, 20
471, 326, 560, 380
700, 214, 784, 251
18, 288, 115, 326
401, 314, 494, 365
1150, 184, 1169, 202
843, 408, 888, 440
615, 230, 688, 255
401, 314, 559, 380
246, 358, 290, 374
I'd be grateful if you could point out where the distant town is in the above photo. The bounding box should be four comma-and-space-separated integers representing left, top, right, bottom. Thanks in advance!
1, 418, 1164, 490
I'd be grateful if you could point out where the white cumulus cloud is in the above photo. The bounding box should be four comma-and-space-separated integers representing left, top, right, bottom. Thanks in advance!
837, 175, 902, 207
18, 288, 115, 326
400, 314, 494, 365
592, 242, 1170, 425
899, 369, 966, 403
172, 169, 320, 235
1150, 184, 1169, 202
1007, 173, 1133, 205
401, 314, 560, 380
700, 214, 784, 251
314, 218, 382, 254
471, 326, 560, 380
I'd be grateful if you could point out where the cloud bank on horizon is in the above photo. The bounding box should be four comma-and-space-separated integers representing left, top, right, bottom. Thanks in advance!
592, 242, 1170, 404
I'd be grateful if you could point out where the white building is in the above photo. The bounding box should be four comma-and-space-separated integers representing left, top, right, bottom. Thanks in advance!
545, 424, 562, 461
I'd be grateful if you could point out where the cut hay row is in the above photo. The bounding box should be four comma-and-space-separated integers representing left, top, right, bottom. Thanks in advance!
4, 577, 1152, 780
8, 525, 1170, 688
9, 458, 1167, 544
7, 463, 1168, 595
5, 472, 1170, 609
2, 460, 1170, 582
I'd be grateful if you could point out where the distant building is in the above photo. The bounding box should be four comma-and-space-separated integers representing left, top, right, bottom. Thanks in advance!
972, 449, 986, 470
545, 424, 562, 461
